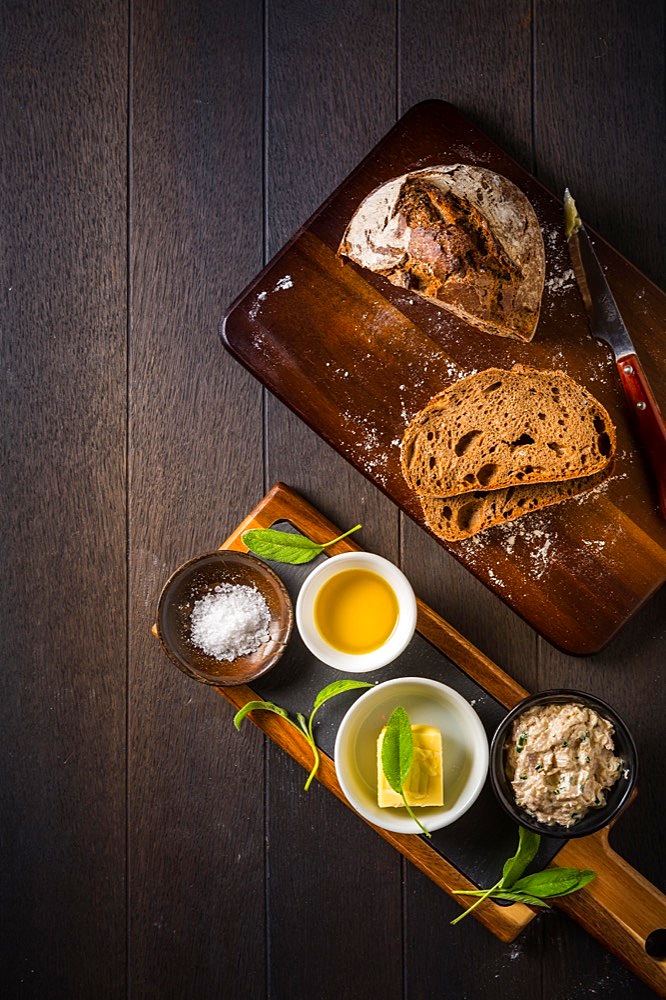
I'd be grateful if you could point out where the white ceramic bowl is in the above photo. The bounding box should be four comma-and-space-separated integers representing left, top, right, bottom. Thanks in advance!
295, 551, 417, 672
334, 677, 489, 834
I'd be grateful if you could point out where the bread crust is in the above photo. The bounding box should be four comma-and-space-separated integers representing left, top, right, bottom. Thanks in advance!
339, 164, 545, 342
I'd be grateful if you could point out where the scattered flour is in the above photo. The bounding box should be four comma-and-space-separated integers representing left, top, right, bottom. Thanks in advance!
273, 274, 293, 291
545, 267, 575, 293
247, 275, 293, 320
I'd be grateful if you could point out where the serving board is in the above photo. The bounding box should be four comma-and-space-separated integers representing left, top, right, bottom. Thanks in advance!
221, 100, 666, 655
185, 484, 666, 995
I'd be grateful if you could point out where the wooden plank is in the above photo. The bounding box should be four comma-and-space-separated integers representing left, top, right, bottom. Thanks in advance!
263, 4, 403, 996
0, 2, 127, 995
533, 3, 666, 997
128, 2, 266, 997
398, 0, 540, 709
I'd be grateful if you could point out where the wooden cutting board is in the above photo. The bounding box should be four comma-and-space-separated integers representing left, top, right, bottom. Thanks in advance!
176, 483, 666, 996
221, 100, 666, 655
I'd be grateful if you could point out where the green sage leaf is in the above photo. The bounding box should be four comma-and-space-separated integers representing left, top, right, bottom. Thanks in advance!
512, 868, 596, 899
381, 706, 414, 794
454, 889, 551, 908
233, 700, 290, 730
500, 825, 541, 889
489, 890, 552, 907
242, 524, 361, 565
241, 528, 324, 564
295, 712, 309, 736
312, 679, 373, 711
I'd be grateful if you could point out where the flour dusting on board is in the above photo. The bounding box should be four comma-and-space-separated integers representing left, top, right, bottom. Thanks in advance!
248, 275, 293, 320
341, 410, 393, 486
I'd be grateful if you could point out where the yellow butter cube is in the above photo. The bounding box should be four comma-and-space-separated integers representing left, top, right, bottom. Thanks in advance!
377, 724, 444, 808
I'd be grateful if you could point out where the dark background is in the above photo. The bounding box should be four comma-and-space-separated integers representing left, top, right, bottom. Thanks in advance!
1, 2, 664, 998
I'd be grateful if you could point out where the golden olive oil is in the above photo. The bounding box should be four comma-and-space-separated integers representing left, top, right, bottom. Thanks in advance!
314, 568, 398, 654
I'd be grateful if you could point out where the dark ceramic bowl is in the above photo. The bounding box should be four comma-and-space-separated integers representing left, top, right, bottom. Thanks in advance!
490, 689, 637, 838
156, 550, 293, 686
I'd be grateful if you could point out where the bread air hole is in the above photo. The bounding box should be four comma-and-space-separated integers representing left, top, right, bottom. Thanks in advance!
476, 462, 498, 486
463, 473, 476, 485
454, 429, 482, 456
457, 500, 483, 533
510, 432, 534, 450
547, 441, 564, 456
483, 381, 503, 393
597, 432, 612, 456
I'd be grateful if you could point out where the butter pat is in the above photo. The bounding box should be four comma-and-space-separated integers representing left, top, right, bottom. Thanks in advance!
377, 724, 444, 808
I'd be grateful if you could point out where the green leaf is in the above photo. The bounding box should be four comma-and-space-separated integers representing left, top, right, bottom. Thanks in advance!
241, 524, 361, 565
295, 712, 309, 736
233, 700, 290, 730
489, 890, 552, 907
241, 528, 325, 564
512, 868, 596, 899
312, 679, 373, 711
454, 889, 551, 908
500, 826, 541, 889
451, 824, 597, 927
381, 706, 414, 794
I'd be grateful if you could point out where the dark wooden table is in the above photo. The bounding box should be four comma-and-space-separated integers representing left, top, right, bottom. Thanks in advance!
2, 2, 665, 998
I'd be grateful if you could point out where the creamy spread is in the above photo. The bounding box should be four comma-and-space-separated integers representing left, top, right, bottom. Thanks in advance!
505, 703, 623, 828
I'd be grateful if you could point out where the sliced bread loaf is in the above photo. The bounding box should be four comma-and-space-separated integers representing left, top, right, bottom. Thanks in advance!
400, 365, 615, 498
419, 468, 610, 542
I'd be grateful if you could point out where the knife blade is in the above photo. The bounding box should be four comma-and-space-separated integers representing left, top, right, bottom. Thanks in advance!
564, 188, 666, 519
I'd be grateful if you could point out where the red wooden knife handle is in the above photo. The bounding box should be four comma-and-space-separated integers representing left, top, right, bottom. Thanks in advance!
616, 353, 666, 519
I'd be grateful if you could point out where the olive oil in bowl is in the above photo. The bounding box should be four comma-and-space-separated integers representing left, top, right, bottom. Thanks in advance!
313, 568, 398, 655
295, 551, 417, 672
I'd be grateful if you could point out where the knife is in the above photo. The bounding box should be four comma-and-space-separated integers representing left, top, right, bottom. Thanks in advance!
564, 189, 666, 519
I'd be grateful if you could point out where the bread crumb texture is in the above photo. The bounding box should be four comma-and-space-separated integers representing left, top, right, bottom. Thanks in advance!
401, 365, 616, 541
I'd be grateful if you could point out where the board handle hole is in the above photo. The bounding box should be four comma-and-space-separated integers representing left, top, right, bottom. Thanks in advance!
645, 929, 666, 959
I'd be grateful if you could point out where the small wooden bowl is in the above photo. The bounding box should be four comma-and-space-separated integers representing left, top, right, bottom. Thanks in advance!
156, 550, 293, 686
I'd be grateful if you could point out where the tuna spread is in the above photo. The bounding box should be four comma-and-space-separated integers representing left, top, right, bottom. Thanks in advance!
505, 702, 623, 828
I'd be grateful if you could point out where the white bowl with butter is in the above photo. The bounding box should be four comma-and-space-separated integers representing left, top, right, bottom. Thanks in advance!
334, 677, 489, 834
295, 551, 417, 672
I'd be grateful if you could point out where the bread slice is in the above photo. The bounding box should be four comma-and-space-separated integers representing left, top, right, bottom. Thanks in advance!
338, 164, 545, 342
400, 366, 616, 499
419, 469, 609, 542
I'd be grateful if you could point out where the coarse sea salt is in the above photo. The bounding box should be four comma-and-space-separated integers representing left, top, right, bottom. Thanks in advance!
190, 583, 271, 661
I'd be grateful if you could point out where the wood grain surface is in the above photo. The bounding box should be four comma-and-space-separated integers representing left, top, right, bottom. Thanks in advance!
1, 2, 664, 999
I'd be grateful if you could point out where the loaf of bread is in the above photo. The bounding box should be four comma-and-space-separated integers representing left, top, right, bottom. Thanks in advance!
420, 470, 609, 542
401, 366, 615, 499
338, 164, 545, 342
401, 366, 616, 541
